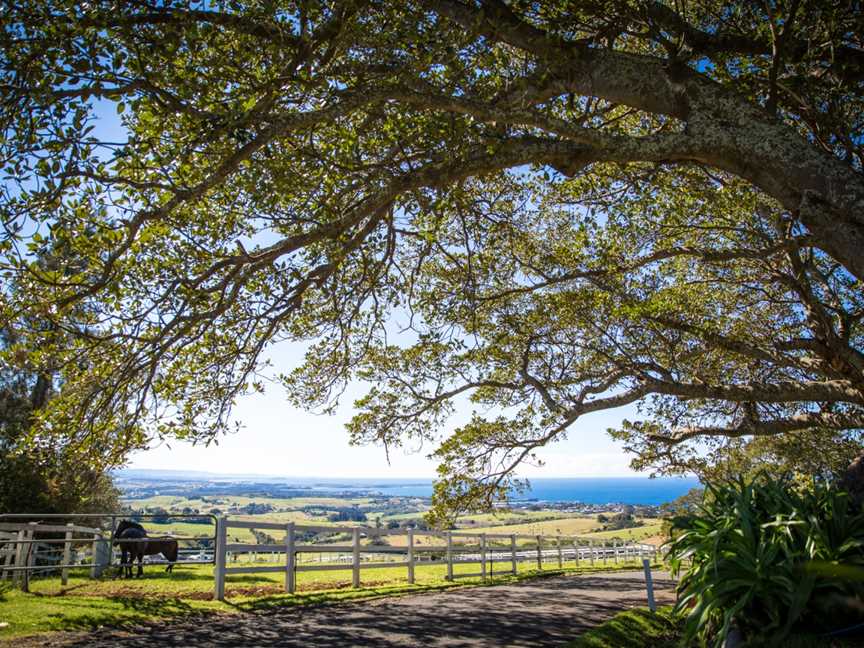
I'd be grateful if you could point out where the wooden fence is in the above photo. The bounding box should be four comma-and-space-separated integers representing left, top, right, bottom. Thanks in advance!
214, 517, 658, 601
0, 521, 111, 590
0, 513, 218, 590
0, 514, 659, 600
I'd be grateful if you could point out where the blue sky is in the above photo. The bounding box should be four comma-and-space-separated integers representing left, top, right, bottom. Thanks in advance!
128, 337, 643, 478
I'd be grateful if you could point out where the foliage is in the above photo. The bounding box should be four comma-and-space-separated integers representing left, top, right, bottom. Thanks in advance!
661, 488, 704, 518
567, 607, 683, 648
668, 477, 864, 647
597, 512, 642, 532
327, 506, 368, 522
0, 1, 862, 517
637, 428, 864, 485
250, 529, 277, 545
0, 328, 120, 515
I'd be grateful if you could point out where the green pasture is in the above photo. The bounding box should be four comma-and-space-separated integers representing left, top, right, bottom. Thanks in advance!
117, 495, 663, 547
468, 516, 601, 537
126, 516, 664, 547
132, 517, 358, 544
123, 494, 374, 511
582, 523, 665, 542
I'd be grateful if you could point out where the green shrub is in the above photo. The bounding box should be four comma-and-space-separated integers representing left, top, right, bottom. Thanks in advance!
668, 476, 864, 647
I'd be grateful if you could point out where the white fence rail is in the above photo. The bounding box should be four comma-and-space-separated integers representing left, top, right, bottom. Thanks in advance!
213, 516, 658, 601
0, 514, 660, 600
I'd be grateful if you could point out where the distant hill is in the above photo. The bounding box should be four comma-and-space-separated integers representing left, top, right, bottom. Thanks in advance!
116, 468, 291, 482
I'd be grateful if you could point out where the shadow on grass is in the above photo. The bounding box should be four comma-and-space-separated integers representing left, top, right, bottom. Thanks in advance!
228, 582, 450, 613
40, 596, 202, 633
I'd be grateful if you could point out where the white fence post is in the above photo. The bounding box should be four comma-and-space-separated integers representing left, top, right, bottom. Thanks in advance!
285, 521, 295, 594
643, 558, 656, 612
407, 528, 415, 585
23, 524, 36, 592
589, 539, 595, 566
90, 532, 99, 579
536, 535, 542, 570
556, 536, 563, 568
510, 534, 517, 575
214, 516, 227, 601
0, 534, 10, 581
480, 534, 487, 580
107, 515, 117, 571
352, 528, 360, 588
613, 539, 618, 565
13, 529, 25, 587
446, 531, 453, 581
61, 522, 73, 586
574, 539, 580, 567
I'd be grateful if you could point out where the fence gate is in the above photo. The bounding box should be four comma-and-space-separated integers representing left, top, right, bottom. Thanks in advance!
0, 512, 218, 589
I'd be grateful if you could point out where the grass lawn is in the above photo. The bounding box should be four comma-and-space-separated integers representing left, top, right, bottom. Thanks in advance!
0, 559, 659, 640
568, 607, 683, 647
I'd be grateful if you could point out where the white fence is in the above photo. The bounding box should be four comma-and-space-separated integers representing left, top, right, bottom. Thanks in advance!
0, 514, 659, 600
214, 517, 658, 601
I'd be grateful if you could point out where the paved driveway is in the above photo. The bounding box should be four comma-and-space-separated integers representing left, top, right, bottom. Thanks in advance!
45, 570, 676, 647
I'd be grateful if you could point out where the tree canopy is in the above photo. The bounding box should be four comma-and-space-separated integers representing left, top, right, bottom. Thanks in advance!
0, 327, 120, 514
1, 0, 862, 516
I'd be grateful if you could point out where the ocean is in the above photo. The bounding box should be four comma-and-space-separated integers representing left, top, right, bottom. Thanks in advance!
350, 477, 701, 505
119, 470, 701, 506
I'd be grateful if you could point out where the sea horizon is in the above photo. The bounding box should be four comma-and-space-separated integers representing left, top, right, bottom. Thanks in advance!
118, 469, 700, 506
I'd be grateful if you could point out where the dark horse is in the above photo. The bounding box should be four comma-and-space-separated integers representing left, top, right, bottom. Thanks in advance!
113, 520, 179, 578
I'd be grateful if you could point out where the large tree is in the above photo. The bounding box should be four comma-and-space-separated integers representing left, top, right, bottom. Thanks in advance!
0, 327, 121, 514
1, 1, 862, 515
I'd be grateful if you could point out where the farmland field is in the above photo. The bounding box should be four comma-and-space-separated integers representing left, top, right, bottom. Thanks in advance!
119, 491, 664, 547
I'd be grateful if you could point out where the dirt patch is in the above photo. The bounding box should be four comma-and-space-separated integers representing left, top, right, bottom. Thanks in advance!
641, 534, 668, 547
